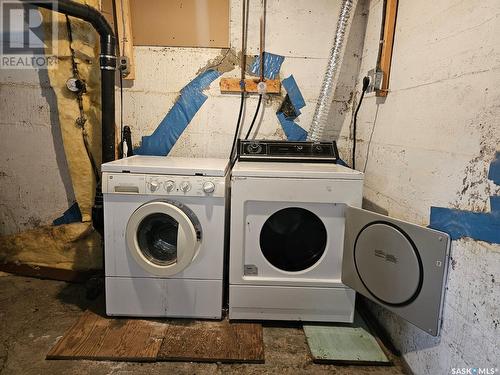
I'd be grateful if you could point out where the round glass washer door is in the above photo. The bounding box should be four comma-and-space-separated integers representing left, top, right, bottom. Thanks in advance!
259, 207, 327, 272
126, 201, 200, 276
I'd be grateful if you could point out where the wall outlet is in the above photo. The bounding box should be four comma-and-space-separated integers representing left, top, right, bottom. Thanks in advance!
119, 56, 130, 78
367, 68, 384, 93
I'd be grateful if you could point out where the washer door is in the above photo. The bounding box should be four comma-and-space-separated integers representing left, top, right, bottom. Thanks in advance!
126, 201, 200, 276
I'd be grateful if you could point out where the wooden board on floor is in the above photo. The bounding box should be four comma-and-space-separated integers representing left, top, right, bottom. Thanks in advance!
158, 319, 264, 363
0, 262, 97, 283
47, 310, 264, 363
303, 312, 391, 365
47, 310, 167, 361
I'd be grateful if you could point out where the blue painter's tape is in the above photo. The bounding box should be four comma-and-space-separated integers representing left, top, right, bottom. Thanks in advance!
429, 153, 500, 244
136, 70, 220, 156
429, 206, 500, 244
282, 75, 306, 112
250, 53, 285, 79
336, 158, 348, 167
490, 195, 500, 212
53, 202, 82, 226
276, 112, 307, 141
488, 151, 500, 185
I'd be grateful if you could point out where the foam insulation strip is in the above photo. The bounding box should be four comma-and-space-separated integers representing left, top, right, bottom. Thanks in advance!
429, 153, 500, 244
249, 52, 285, 79
136, 69, 220, 156
0, 222, 102, 271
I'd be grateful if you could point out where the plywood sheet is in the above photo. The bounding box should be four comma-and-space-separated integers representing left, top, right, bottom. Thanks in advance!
158, 319, 264, 363
47, 312, 264, 363
130, 0, 229, 48
303, 312, 391, 365
47, 310, 167, 361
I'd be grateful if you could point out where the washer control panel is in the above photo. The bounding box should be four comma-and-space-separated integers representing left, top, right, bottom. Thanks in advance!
103, 173, 225, 198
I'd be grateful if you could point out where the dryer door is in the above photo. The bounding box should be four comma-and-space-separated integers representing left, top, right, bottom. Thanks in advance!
342, 206, 450, 336
126, 201, 201, 276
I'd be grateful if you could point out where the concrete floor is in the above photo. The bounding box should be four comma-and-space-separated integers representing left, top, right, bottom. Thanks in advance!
0, 274, 409, 374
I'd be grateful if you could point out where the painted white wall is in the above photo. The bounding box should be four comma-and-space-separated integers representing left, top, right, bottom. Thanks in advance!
337, 0, 500, 373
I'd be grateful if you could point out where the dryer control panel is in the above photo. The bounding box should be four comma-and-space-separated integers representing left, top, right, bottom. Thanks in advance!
102, 173, 226, 198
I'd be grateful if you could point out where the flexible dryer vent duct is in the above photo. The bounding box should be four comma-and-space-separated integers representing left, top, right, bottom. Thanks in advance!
308, 0, 358, 142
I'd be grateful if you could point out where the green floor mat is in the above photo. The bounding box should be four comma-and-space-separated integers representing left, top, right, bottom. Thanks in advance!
303, 312, 391, 365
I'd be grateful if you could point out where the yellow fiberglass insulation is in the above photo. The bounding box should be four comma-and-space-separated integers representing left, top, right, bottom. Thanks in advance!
0, 1, 106, 272
42, 0, 102, 222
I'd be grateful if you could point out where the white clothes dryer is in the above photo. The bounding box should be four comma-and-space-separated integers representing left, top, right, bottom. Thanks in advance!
229, 161, 450, 336
102, 156, 229, 319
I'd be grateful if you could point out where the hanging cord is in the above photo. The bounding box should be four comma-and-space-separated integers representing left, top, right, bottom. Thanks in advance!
111, 0, 126, 158
65, 15, 99, 181
244, 94, 262, 140
229, 0, 250, 163
244, 0, 267, 140
352, 76, 370, 170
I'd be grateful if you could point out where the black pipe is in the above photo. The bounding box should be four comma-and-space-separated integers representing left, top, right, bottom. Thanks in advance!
22, 0, 116, 235
23, 0, 116, 163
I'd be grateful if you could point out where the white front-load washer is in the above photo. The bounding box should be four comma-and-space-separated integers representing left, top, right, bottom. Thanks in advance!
102, 155, 228, 319
229, 161, 451, 336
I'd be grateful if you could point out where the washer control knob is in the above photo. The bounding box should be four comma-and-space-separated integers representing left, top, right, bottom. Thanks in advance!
202, 181, 216, 193
180, 181, 191, 192
164, 180, 175, 192
148, 179, 160, 192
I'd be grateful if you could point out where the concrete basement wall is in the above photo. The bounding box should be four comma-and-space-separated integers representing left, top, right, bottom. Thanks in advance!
0, 0, 365, 235
0, 66, 75, 236
336, 0, 500, 373
118, 0, 366, 158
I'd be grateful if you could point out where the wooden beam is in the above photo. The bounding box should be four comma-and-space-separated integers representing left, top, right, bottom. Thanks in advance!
0, 262, 99, 283
219, 78, 281, 94
376, 0, 398, 97
114, 0, 135, 80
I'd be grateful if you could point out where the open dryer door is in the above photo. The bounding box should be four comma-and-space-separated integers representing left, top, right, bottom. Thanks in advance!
342, 206, 451, 336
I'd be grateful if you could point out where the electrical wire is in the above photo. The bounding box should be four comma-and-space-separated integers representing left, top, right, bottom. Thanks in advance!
112, 0, 125, 158
244, 94, 262, 140
229, 93, 245, 162
243, 0, 266, 141
363, 104, 380, 173
352, 76, 370, 170
229, 0, 249, 163
119, 73, 124, 156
